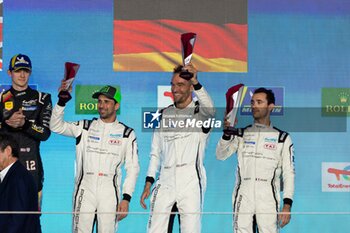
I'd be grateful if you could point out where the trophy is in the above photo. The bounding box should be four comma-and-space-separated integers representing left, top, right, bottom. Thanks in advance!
62, 62, 80, 90
180, 32, 197, 80
225, 84, 245, 134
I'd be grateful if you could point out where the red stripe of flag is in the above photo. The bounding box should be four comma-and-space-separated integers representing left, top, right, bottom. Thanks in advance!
114, 19, 247, 62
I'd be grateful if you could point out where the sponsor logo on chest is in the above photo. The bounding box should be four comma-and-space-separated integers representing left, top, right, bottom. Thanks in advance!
244, 141, 256, 145
109, 133, 122, 138
109, 139, 122, 145
22, 100, 38, 111
264, 143, 277, 150
4, 101, 13, 110
264, 137, 277, 143
88, 136, 100, 142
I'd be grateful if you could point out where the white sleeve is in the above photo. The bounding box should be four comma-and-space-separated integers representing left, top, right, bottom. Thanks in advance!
194, 85, 215, 119
216, 135, 239, 161
146, 130, 161, 179
49, 104, 82, 138
122, 130, 140, 197
282, 135, 295, 201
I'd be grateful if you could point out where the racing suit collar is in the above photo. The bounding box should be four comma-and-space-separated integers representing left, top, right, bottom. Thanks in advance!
97, 117, 119, 125
174, 100, 195, 110
253, 122, 273, 129
10, 86, 32, 97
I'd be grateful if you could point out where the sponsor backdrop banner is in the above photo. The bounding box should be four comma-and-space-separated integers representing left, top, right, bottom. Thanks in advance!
157, 85, 173, 108
0, 84, 37, 92
240, 86, 284, 116
1, 0, 350, 232
322, 88, 350, 117
75, 85, 121, 115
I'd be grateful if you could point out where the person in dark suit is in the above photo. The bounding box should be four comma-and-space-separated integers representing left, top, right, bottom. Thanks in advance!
0, 133, 41, 233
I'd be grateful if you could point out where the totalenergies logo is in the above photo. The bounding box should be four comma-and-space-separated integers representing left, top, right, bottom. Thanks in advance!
328, 165, 350, 181
322, 162, 350, 192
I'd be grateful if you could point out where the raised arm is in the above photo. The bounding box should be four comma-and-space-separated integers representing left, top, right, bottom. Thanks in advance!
49, 91, 82, 138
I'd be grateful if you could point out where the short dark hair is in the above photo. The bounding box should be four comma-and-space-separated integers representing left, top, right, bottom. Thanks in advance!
254, 88, 275, 105
173, 65, 184, 74
0, 133, 19, 158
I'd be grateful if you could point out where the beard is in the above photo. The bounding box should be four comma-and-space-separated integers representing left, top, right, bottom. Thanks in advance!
98, 109, 114, 120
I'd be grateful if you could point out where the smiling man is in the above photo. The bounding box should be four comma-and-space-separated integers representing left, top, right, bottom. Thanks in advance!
0, 54, 52, 213
140, 63, 215, 233
216, 88, 295, 233
50, 85, 139, 233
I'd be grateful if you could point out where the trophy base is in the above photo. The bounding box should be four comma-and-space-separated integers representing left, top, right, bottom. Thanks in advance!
179, 71, 193, 80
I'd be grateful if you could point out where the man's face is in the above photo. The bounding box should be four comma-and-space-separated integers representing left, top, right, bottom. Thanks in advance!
8, 69, 31, 91
171, 74, 192, 106
0, 147, 10, 171
97, 95, 119, 121
251, 92, 274, 121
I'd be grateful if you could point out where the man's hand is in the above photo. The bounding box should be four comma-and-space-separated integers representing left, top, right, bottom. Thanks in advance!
5, 109, 26, 128
57, 79, 73, 106
224, 117, 231, 128
59, 79, 73, 93
117, 200, 129, 221
140, 182, 152, 209
223, 118, 232, 137
57, 90, 72, 106
223, 117, 239, 137
278, 204, 291, 228
184, 63, 198, 85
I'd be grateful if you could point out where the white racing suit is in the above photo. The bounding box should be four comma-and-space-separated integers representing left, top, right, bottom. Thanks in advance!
146, 84, 215, 233
50, 105, 140, 233
216, 123, 295, 233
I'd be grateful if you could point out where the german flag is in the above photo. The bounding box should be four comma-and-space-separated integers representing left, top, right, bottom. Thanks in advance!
113, 0, 247, 72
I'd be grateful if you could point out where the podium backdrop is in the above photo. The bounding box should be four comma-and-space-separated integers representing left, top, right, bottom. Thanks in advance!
1, 1, 350, 232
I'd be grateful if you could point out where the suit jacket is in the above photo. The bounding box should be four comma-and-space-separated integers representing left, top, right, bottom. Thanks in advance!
0, 160, 41, 233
